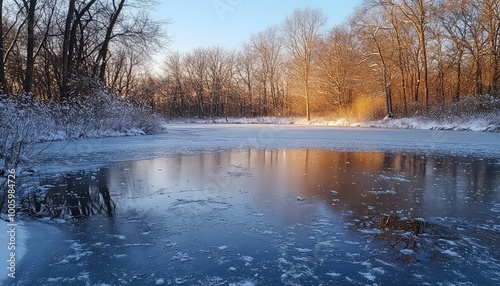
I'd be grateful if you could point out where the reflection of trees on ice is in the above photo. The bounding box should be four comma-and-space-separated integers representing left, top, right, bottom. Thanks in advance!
21, 183, 115, 219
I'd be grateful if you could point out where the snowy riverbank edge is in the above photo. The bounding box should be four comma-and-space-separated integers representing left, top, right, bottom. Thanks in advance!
165, 113, 500, 132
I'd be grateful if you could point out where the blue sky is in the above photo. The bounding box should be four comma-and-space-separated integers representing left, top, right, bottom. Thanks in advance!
153, 0, 363, 53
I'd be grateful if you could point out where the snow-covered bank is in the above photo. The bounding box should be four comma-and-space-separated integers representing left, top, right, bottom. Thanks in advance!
0, 94, 164, 144
165, 112, 500, 132
0, 93, 165, 179
365, 112, 500, 132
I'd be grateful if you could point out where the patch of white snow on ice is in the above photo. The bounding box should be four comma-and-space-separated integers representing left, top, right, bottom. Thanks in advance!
400, 249, 414, 255
441, 249, 461, 257
241, 255, 253, 262
229, 281, 255, 286
359, 271, 376, 281
326, 272, 342, 277
368, 189, 397, 195
171, 252, 192, 262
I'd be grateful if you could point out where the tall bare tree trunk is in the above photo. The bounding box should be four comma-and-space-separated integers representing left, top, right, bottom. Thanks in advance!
97, 0, 126, 83
417, 0, 429, 110
455, 49, 463, 101
414, 54, 420, 103
373, 31, 393, 117
390, 6, 408, 115
283, 8, 326, 121
23, 0, 36, 94
484, 0, 500, 94
304, 78, 310, 121
61, 0, 75, 101
68, 0, 97, 78
0, 0, 6, 93
476, 58, 483, 95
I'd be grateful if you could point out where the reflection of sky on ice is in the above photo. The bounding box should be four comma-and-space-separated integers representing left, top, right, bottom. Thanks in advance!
17, 149, 500, 285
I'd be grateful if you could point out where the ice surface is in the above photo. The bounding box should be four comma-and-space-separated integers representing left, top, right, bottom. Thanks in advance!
30, 124, 500, 175
491, 203, 500, 213
171, 251, 192, 262
12, 124, 500, 285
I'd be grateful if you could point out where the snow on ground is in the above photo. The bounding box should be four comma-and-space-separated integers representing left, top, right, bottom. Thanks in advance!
366, 113, 500, 132
166, 112, 500, 132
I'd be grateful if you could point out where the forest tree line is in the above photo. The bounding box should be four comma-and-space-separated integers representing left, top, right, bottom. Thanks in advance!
0, 0, 166, 101
151, 0, 500, 119
2, 0, 500, 120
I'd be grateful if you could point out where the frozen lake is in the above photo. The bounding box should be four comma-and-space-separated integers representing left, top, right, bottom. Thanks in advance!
14, 143, 500, 285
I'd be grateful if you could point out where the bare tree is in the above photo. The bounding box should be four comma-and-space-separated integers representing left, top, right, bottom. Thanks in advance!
60, 0, 75, 100
357, 7, 394, 117
439, 0, 469, 101
318, 26, 361, 112
205, 46, 234, 119
163, 51, 187, 116
481, 0, 500, 94
249, 25, 285, 116
384, 1, 411, 114
96, 0, 126, 82
234, 48, 257, 116
465, 0, 489, 95
95, 0, 167, 91
387, 0, 432, 109
23, 0, 36, 93
60, 0, 98, 100
0, 0, 6, 92
185, 48, 208, 118
282, 8, 326, 121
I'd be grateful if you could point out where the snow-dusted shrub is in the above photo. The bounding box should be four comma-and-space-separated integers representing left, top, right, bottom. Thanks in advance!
0, 94, 51, 168
426, 95, 500, 118
367, 95, 500, 132
0, 85, 163, 165
51, 78, 163, 138
0, 93, 54, 212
